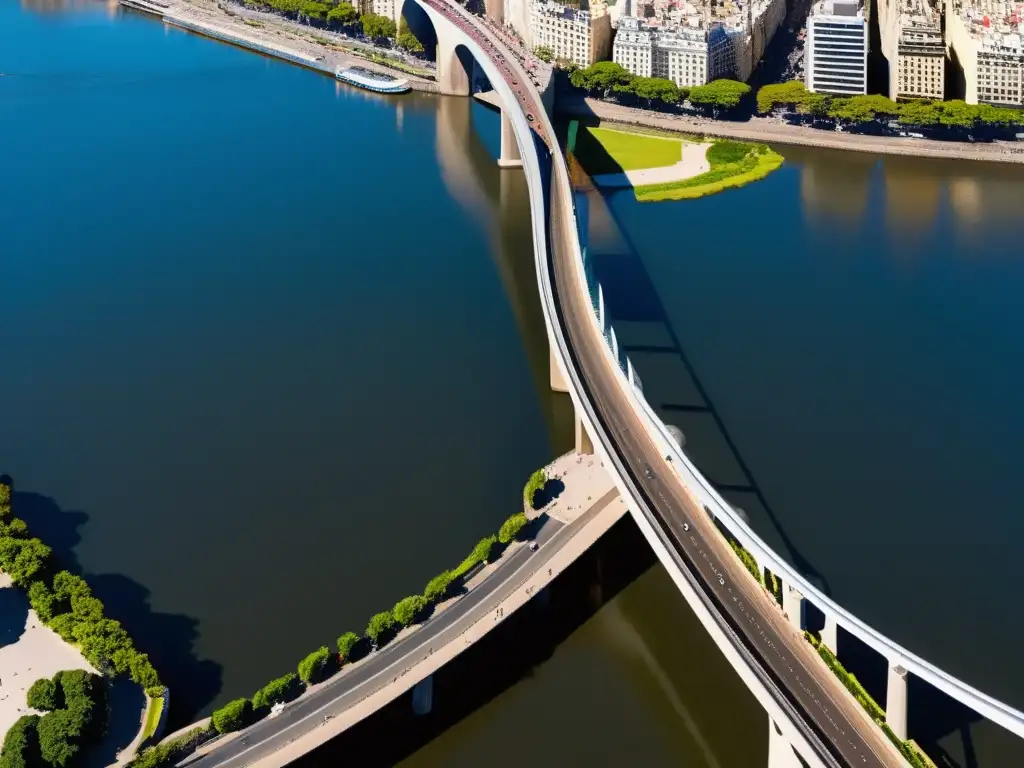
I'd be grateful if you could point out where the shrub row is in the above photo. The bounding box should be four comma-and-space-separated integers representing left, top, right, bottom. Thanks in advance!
129, 726, 214, 768
801, 635, 931, 766
0, 669, 106, 768
207, 468, 546, 739
0, 480, 161, 691
727, 539, 763, 587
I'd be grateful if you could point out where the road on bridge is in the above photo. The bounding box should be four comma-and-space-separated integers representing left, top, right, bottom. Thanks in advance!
547, 186, 904, 768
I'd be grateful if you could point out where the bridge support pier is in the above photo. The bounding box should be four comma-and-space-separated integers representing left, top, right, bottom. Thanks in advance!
412, 674, 434, 716
575, 413, 595, 455
550, 347, 569, 393
886, 662, 908, 741
498, 110, 523, 168
783, 586, 804, 631
767, 718, 802, 768
820, 614, 838, 654
435, 24, 471, 96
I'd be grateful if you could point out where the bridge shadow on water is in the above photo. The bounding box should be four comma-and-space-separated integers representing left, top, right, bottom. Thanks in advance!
290, 514, 657, 767
8, 483, 223, 728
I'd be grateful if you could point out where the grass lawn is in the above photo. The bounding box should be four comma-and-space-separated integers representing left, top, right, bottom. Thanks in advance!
573, 125, 682, 174
142, 694, 165, 740
634, 139, 784, 202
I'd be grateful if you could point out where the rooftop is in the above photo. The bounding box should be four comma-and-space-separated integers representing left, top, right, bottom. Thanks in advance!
952, 0, 1024, 50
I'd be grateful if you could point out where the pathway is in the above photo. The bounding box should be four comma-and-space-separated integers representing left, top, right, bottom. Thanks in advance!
592, 139, 712, 189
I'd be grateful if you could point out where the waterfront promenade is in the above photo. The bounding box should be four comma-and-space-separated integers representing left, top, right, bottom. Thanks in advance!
176, 454, 626, 768
561, 95, 1024, 165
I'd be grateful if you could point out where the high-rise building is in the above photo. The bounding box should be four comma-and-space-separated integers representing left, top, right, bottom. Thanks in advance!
877, 0, 945, 100
805, 0, 869, 94
945, 0, 1023, 106
530, 0, 613, 68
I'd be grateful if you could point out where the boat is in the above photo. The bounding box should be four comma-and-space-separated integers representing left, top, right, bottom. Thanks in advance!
335, 66, 411, 94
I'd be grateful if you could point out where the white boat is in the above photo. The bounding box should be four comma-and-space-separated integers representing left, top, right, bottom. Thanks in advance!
335, 66, 410, 94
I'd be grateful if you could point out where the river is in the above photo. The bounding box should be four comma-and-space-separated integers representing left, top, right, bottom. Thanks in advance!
4, 2, 1024, 767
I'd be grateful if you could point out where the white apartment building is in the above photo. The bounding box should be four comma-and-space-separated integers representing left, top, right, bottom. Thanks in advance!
805, 0, 869, 94
357, 0, 397, 22
612, 17, 711, 87
876, 0, 945, 100
530, 0, 613, 67
945, 0, 1024, 106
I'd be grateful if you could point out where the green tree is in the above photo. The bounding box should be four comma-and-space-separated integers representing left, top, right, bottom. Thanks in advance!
337, 632, 360, 660
0, 537, 51, 587
424, 571, 455, 602
366, 611, 395, 644
26, 678, 59, 712
298, 646, 333, 685
976, 104, 1024, 125
897, 99, 940, 126
756, 80, 810, 113
570, 62, 634, 98
688, 79, 750, 112
252, 674, 298, 710
361, 12, 396, 41
36, 710, 80, 768
392, 595, 427, 627
327, 1, 358, 25
497, 512, 528, 544
472, 535, 497, 564
396, 16, 424, 53
27, 581, 56, 623
937, 100, 978, 127
523, 468, 547, 509
211, 698, 250, 734
0, 715, 41, 768
533, 45, 554, 62
0, 481, 11, 518
826, 97, 875, 123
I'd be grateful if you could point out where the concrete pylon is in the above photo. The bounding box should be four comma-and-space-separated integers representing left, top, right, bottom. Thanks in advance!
498, 110, 523, 168
768, 718, 803, 768
412, 674, 434, 715
820, 614, 838, 654
434, 24, 471, 96
886, 662, 909, 740
550, 346, 569, 393
575, 413, 594, 455
782, 585, 804, 631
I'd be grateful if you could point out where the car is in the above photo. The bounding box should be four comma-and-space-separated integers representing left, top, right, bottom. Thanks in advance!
529, 541, 539, 551
718, 575, 725, 586
644, 465, 654, 479
682, 522, 689, 532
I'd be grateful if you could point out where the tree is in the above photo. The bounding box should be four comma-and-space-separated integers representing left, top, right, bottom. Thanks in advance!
327, 1, 358, 26
424, 571, 455, 602
533, 45, 554, 63
298, 646, 333, 685
756, 80, 810, 114
361, 12, 396, 41
936, 100, 977, 128
0, 715, 41, 768
392, 595, 427, 627
28, 581, 56, 623
396, 16, 424, 53
616, 76, 679, 107
897, 99, 940, 126
366, 611, 395, 644
27, 678, 59, 712
570, 62, 634, 98
211, 698, 250, 734
0, 481, 11, 518
687, 79, 750, 112
498, 512, 528, 544
337, 632, 360, 660
472, 535, 497, 564
252, 674, 299, 710
826, 97, 875, 124
976, 104, 1024, 125
0, 537, 51, 587
523, 468, 547, 509
36, 710, 80, 768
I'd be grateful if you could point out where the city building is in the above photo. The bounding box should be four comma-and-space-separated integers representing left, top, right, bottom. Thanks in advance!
529, 0, 613, 68
357, 0, 398, 23
805, 0, 869, 94
610, 0, 786, 85
945, 0, 1024, 106
877, 0, 945, 99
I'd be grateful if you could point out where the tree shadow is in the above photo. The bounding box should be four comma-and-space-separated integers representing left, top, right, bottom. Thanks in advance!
532, 478, 565, 508
0, 586, 29, 649
11, 488, 223, 727
82, 677, 145, 768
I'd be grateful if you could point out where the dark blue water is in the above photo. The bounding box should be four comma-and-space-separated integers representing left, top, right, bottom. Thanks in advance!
584, 145, 1024, 765
0, 0, 556, 721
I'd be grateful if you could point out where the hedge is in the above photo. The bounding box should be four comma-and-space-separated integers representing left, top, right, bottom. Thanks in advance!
727, 539, 764, 587
497, 512, 528, 544
129, 726, 214, 768
424, 571, 455, 603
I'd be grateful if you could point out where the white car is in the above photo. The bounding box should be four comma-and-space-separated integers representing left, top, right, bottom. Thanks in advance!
682, 522, 689, 532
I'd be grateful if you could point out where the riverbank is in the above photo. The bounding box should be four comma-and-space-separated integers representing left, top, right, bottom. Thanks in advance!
559, 96, 1024, 166
121, 0, 440, 93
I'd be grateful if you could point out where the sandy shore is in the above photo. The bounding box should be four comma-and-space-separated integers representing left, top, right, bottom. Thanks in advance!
592, 134, 712, 188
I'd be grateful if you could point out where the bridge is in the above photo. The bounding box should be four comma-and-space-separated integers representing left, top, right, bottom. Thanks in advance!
141, 0, 1024, 765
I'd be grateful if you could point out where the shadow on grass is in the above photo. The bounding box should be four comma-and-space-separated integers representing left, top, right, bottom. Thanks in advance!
10, 486, 223, 728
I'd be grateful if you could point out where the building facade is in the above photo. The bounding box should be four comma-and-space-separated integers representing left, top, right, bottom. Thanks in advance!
896, 21, 945, 99
805, 0, 868, 94
946, 0, 1024, 106
530, 0, 613, 68
612, 17, 711, 87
